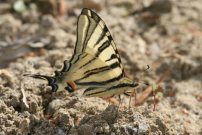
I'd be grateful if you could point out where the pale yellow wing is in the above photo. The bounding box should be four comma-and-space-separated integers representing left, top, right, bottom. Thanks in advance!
68, 8, 125, 87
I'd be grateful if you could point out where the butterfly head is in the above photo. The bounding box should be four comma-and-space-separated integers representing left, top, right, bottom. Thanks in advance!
122, 77, 139, 87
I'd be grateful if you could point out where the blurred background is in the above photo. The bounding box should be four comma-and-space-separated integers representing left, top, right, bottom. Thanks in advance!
0, 0, 201, 134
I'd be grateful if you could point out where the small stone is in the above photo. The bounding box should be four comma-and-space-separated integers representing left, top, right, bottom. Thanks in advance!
83, 0, 102, 11
47, 99, 66, 114
54, 108, 74, 125
41, 15, 57, 29
101, 105, 118, 125
17, 118, 30, 134
138, 122, 150, 135
78, 124, 93, 135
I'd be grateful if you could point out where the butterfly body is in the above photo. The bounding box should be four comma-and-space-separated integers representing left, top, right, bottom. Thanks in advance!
25, 8, 138, 98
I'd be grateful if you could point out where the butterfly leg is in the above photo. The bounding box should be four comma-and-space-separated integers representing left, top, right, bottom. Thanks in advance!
123, 92, 131, 110
118, 95, 124, 110
102, 95, 118, 105
124, 91, 137, 110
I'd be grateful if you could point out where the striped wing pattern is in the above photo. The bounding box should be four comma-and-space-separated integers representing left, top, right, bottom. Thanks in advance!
25, 8, 138, 98
71, 9, 124, 84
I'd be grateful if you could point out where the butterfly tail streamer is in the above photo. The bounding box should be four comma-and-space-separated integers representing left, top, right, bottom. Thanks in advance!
23, 74, 58, 92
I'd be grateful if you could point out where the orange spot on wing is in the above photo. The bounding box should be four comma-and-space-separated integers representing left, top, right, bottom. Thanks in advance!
67, 81, 77, 91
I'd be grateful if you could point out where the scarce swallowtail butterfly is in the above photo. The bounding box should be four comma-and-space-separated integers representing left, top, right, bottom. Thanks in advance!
25, 8, 139, 98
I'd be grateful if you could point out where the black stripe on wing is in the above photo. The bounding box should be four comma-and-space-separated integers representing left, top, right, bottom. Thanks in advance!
70, 8, 101, 61
83, 83, 138, 96
81, 9, 124, 72
106, 54, 117, 62
75, 72, 124, 86
79, 38, 112, 69
69, 9, 91, 63
94, 26, 108, 47
76, 61, 120, 81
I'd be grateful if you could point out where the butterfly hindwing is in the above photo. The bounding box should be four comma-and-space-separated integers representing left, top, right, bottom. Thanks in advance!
83, 78, 138, 98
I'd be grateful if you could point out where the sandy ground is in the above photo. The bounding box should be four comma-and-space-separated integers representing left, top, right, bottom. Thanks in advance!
0, 0, 202, 135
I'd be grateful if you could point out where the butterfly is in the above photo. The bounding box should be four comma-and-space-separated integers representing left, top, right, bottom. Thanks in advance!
25, 8, 139, 98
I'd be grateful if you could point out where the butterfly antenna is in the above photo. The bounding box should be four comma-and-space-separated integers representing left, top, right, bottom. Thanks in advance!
128, 94, 132, 109
152, 84, 158, 111
134, 64, 151, 87
152, 90, 156, 111
118, 95, 124, 111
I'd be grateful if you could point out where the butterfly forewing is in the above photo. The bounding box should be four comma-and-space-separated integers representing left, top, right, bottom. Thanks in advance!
68, 9, 125, 87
